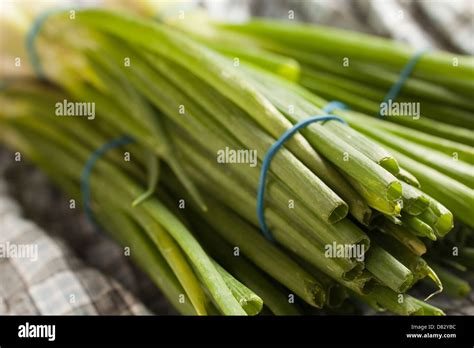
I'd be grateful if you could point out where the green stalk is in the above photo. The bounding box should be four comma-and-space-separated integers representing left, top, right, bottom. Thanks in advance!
132, 150, 160, 207
202, 42, 301, 81
430, 263, 471, 298
358, 286, 444, 316
294, 258, 348, 308
97, 207, 197, 315
411, 298, 446, 316
420, 196, 454, 237
213, 261, 263, 315
168, 16, 302, 81
193, 219, 302, 315
345, 175, 402, 216
377, 220, 427, 256
417, 209, 448, 238
401, 215, 437, 241
322, 121, 399, 175
400, 182, 430, 216
369, 233, 438, 292
397, 168, 421, 188
365, 245, 414, 293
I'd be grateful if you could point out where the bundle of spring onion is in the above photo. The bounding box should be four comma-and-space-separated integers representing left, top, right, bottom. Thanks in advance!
1, 6, 472, 315
163, 14, 474, 295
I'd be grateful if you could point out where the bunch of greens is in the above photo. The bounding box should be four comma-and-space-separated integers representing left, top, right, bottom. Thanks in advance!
166, 15, 474, 298
1, 7, 472, 315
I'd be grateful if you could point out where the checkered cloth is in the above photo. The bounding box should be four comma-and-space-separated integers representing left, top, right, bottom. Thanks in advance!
226, 0, 473, 54
0, 177, 151, 315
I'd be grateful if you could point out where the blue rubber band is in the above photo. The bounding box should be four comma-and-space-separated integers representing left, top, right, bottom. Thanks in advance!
256, 102, 347, 242
322, 101, 348, 114
81, 136, 135, 227
379, 49, 429, 117
26, 8, 69, 78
